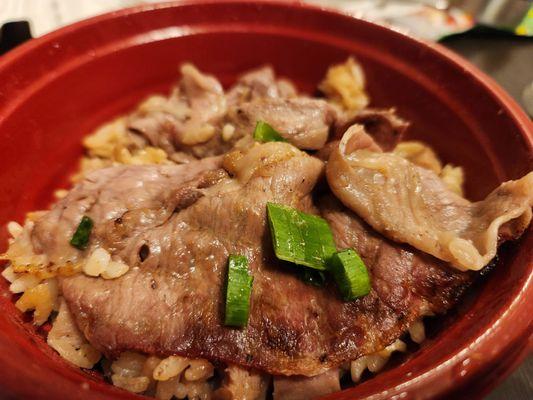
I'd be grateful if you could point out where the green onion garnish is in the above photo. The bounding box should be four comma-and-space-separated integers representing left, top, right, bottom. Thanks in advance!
225, 254, 254, 327
70, 216, 94, 250
267, 203, 336, 270
253, 121, 287, 143
328, 249, 371, 301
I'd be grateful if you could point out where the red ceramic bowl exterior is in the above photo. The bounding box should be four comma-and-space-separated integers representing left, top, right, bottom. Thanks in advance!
0, 1, 531, 399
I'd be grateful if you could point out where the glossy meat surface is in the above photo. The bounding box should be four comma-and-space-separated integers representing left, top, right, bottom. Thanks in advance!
327, 127, 533, 270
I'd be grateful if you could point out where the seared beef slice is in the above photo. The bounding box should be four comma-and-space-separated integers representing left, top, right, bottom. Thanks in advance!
28, 142, 473, 377
128, 64, 337, 158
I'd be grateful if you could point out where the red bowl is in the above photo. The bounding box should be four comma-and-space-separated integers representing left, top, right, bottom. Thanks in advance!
0, 1, 531, 399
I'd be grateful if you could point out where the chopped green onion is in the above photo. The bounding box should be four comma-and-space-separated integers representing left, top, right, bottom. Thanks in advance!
328, 249, 371, 301
253, 121, 287, 143
267, 203, 336, 270
70, 216, 94, 250
300, 269, 326, 287
225, 254, 254, 327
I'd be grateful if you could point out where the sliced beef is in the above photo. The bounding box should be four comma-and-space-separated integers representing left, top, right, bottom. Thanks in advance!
226, 66, 297, 106
228, 97, 337, 150
335, 108, 408, 151
25, 142, 474, 377
327, 126, 533, 271
31, 156, 223, 266
128, 64, 228, 158
315, 124, 381, 162
128, 64, 331, 158
320, 196, 474, 315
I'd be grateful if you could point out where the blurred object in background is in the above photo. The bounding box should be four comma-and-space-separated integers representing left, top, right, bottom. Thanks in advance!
454, 0, 533, 34
305, 0, 532, 40
305, 0, 475, 40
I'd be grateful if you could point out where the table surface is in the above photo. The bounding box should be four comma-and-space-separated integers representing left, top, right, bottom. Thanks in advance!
0, 4, 532, 400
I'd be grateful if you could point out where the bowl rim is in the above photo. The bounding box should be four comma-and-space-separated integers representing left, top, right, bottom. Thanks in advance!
0, 1, 531, 399
0, 0, 531, 145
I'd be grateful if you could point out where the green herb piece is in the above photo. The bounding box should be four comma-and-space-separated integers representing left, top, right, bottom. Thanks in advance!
225, 254, 254, 327
253, 121, 287, 143
328, 249, 371, 301
266, 203, 336, 271
70, 216, 94, 250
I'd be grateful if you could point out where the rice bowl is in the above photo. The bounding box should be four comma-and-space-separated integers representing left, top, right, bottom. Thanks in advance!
0, 2, 531, 400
